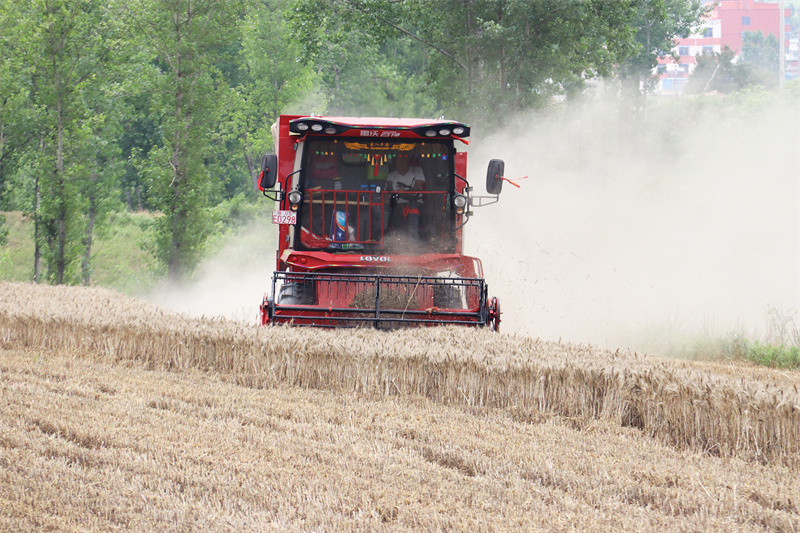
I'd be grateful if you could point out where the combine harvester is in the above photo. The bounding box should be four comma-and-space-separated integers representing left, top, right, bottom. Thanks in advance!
258, 115, 508, 330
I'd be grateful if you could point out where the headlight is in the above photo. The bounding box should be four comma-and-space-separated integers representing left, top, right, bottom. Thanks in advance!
311, 124, 323, 132
288, 190, 302, 207
453, 194, 467, 209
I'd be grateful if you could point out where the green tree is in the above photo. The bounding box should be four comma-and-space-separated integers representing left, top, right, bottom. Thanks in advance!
616, 0, 709, 107
229, 0, 322, 189
288, 0, 437, 118
121, 0, 239, 283
742, 30, 780, 88
0, 4, 37, 212
118, 94, 161, 212
291, 0, 638, 125
686, 46, 757, 94
76, 86, 126, 285
7, 0, 117, 284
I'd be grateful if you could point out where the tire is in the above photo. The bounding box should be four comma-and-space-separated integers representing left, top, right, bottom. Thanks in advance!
276, 281, 316, 305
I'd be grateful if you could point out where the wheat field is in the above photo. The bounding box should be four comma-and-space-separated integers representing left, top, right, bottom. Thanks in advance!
1, 281, 799, 531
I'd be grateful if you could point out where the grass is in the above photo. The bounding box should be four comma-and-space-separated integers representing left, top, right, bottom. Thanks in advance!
696, 308, 800, 370
0, 211, 35, 281
618, 308, 800, 371
86, 211, 159, 294
743, 341, 800, 369
0, 205, 274, 297
0, 210, 157, 294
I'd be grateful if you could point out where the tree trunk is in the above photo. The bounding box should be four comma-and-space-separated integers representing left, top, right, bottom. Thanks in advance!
33, 171, 41, 283
56, 96, 66, 285
0, 127, 5, 199
245, 152, 258, 189
168, 50, 185, 285
498, 4, 505, 91
82, 169, 97, 285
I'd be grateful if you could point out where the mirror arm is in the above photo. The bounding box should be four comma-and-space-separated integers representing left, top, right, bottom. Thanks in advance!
469, 195, 500, 208
263, 168, 302, 201
262, 190, 284, 201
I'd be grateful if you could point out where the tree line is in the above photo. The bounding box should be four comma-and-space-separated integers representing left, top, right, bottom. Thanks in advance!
3, 0, 758, 286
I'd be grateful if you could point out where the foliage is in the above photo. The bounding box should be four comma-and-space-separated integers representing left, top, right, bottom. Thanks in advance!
119, 0, 240, 282
616, 0, 710, 108
1, 0, 126, 285
227, 0, 323, 189
0, 0, 727, 286
290, 0, 641, 126
744, 342, 800, 369
0, 213, 8, 247
0, 210, 157, 292
685, 46, 758, 93
739, 30, 781, 89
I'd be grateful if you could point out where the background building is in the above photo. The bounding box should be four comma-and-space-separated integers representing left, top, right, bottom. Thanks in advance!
656, 0, 792, 94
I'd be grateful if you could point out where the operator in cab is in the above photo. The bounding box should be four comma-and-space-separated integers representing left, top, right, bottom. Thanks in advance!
387, 156, 425, 191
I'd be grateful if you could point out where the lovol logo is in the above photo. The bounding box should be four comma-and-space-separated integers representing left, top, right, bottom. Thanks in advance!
360, 256, 391, 262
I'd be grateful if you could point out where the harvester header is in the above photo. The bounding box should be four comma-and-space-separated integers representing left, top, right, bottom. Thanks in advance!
258, 114, 505, 329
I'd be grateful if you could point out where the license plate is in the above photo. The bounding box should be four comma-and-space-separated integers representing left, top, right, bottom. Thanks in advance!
272, 210, 297, 225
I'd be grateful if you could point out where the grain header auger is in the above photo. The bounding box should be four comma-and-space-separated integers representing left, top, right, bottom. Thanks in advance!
257, 115, 508, 330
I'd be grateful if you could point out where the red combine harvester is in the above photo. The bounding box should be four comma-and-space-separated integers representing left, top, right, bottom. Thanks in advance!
258, 115, 505, 330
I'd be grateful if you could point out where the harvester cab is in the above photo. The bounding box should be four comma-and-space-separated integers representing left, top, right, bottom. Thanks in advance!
258, 115, 505, 330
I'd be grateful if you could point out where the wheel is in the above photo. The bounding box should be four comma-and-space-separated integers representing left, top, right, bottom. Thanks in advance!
488, 296, 501, 332
277, 280, 316, 305
259, 294, 272, 325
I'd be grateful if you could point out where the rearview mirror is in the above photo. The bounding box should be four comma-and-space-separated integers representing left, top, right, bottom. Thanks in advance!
486, 159, 505, 195
258, 154, 278, 190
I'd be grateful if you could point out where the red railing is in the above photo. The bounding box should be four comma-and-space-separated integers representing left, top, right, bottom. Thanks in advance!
301, 189, 453, 250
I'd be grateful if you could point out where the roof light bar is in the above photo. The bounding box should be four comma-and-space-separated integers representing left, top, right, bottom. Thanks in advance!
289, 118, 470, 139
411, 122, 470, 139
289, 119, 350, 136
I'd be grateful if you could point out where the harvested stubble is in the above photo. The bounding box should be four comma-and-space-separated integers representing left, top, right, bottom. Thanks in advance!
3, 349, 799, 532
1, 281, 798, 468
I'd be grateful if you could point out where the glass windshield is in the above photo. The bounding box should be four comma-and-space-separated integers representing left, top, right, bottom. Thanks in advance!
297, 138, 456, 254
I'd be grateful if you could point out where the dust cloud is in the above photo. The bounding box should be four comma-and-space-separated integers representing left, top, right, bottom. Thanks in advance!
148, 92, 798, 353
148, 221, 276, 324
467, 91, 800, 351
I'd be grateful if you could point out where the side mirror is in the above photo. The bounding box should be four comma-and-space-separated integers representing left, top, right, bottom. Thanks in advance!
258, 154, 278, 190
486, 159, 505, 195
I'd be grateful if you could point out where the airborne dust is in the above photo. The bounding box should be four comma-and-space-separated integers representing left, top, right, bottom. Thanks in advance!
468, 92, 800, 351
151, 91, 800, 354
